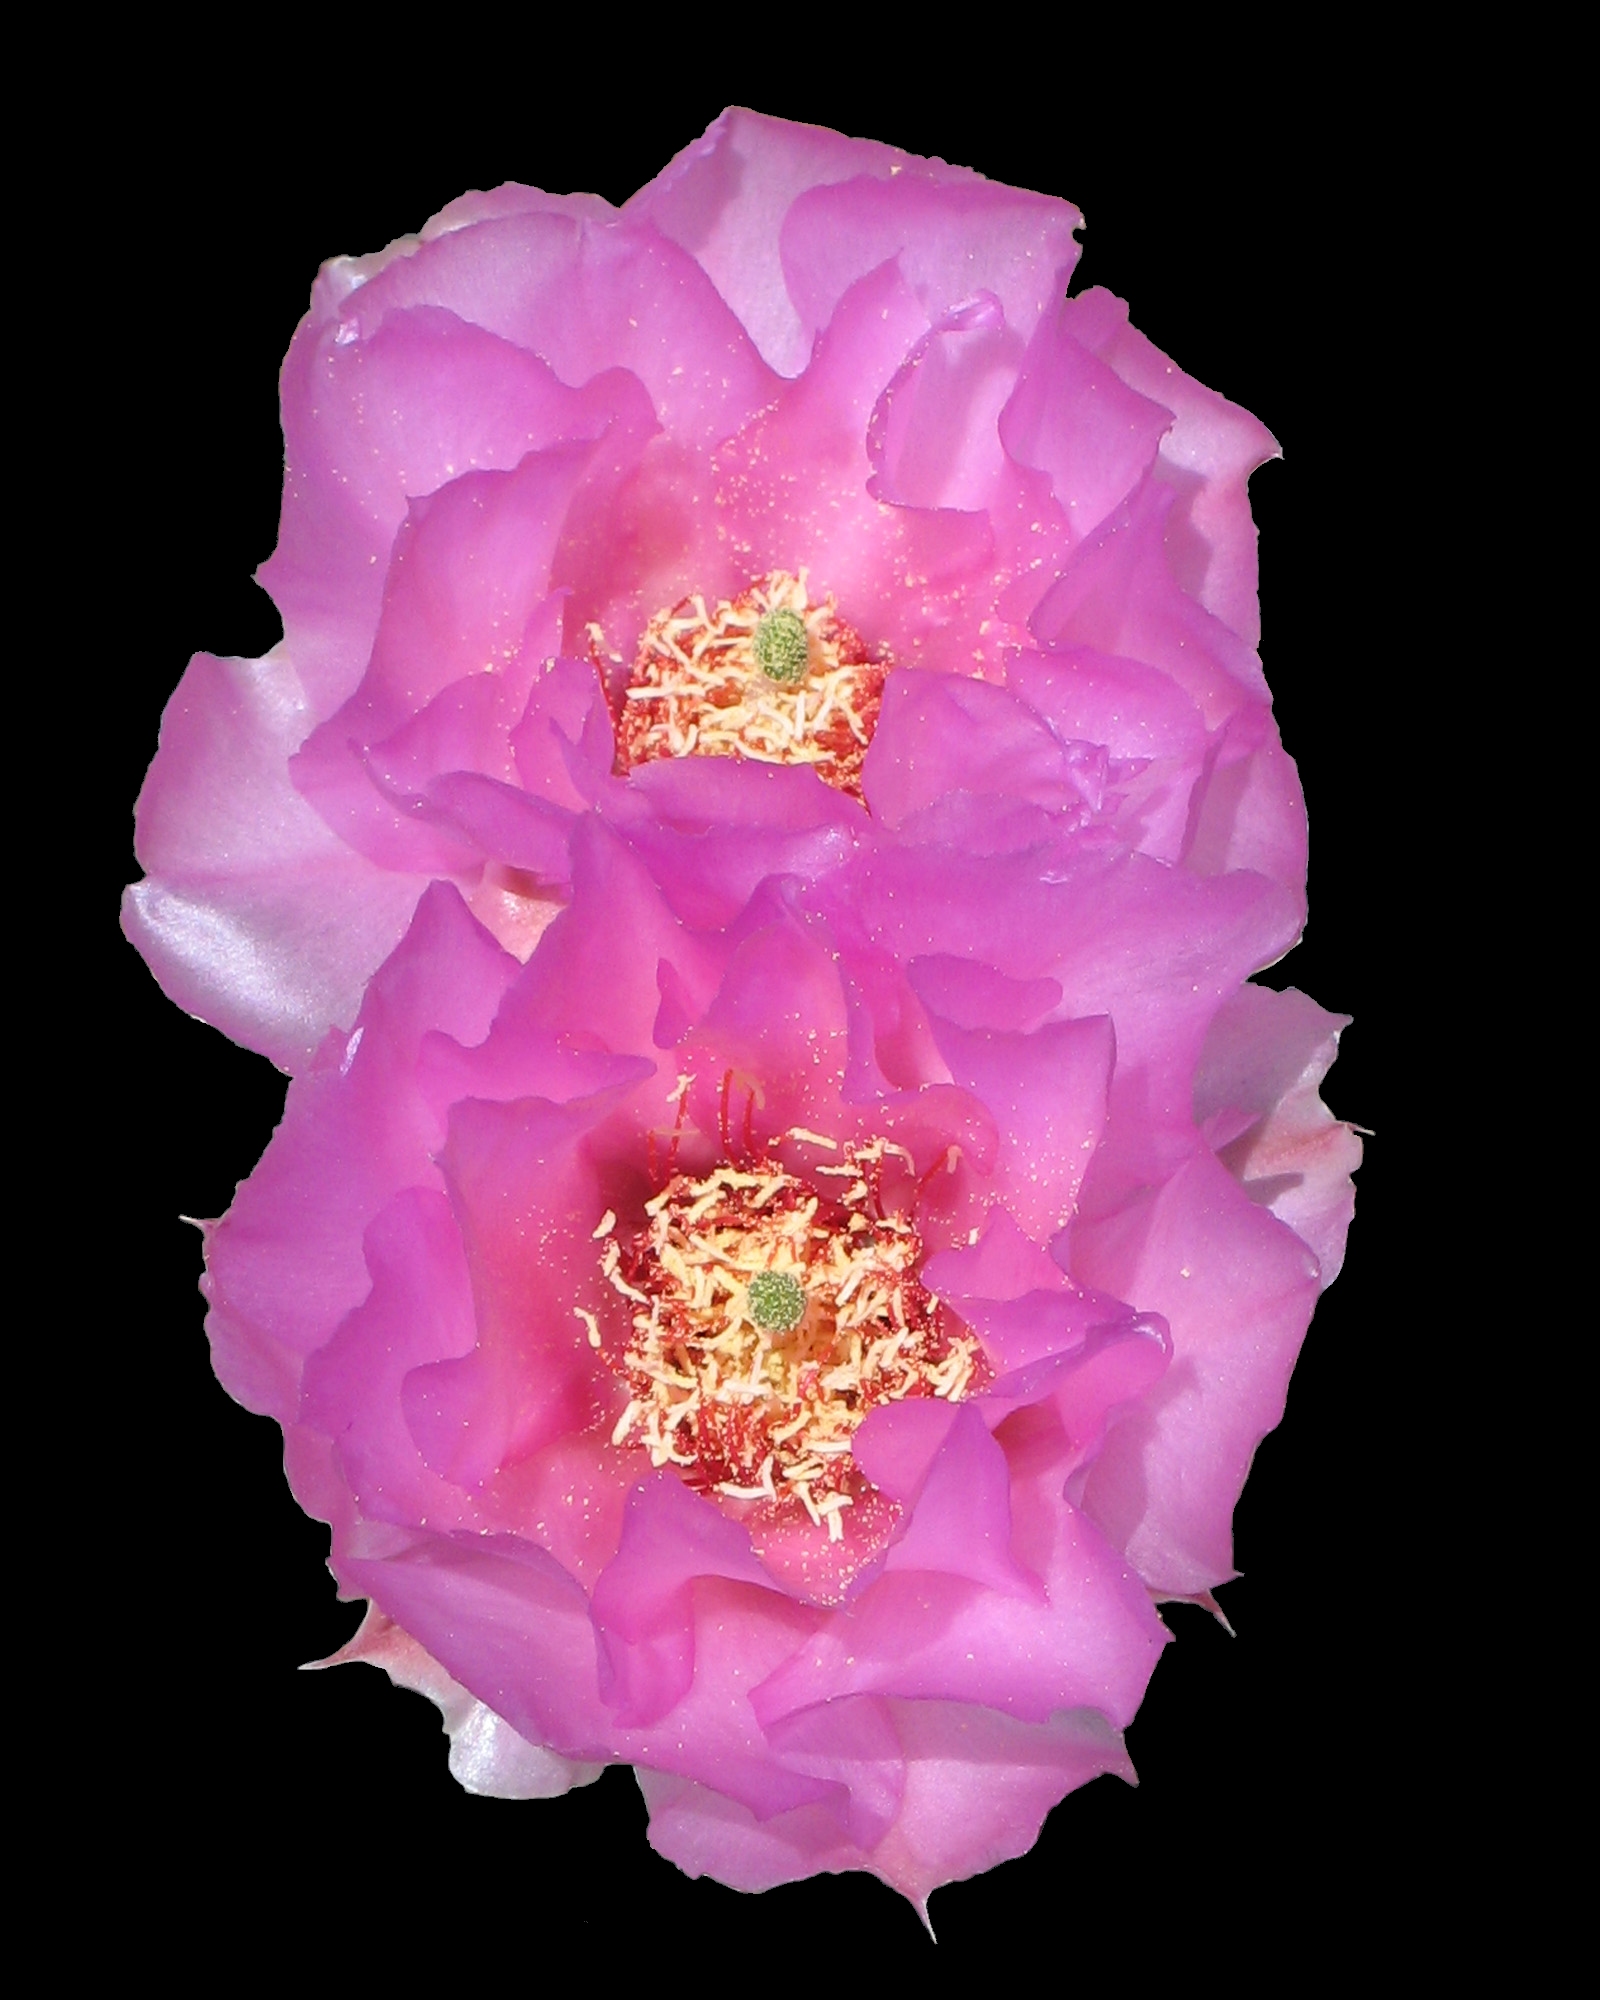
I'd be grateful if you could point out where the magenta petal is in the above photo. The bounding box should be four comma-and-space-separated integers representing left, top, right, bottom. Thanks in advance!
717, 260, 998, 672
639, 1698, 1132, 1904
365, 592, 564, 800
904, 955, 1063, 1035
781, 170, 1081, 370
924, 1011, 1114, 1240
292, 439, 641, 873
336, 1526, 613, 1759
1072, 1151, 1322, 1594
262, 307, 646, 716
759, 1696, 906, 1852
510, 657, 614, 809
407, 1087, 650, 1487
495, 816, 727, 1072
850, 837, 1299, 1198
751, 1477, 1164, 1732
850, 1399, 962, 1505
879, 1407, 1044, 1601
335, 206, 779, 451
1060, 287, 1280, 646
589, 1475, 775, 1726
945, 1291, 1105, 1375
299, 1186, 478, 1534
999, 295, 1174, 541
863, 670, 1089, 828
689, 910, 854, 1137
1008, 646, 1208, 865
606, 758, 864, 929
867, 299, 1016, 512
413, 772, 576, 884
1033, 479, 1269, 723
201, 885, 518, 1421
985, 1315, 1173, 1483
922, 1205, 1068, 1302
637, 1766, 860, 1891
629, 108, 919, 377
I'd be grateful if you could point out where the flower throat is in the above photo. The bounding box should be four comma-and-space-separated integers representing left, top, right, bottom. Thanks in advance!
608, 570, 887, 798
595, 1133, 978, 1539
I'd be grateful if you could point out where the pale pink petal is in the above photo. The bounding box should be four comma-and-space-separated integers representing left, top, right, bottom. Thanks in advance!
125, 648, 429, 1073
1195, 984, 1362, 1283
315, 1604, 605, 1800
870, 1700, 1135, 1911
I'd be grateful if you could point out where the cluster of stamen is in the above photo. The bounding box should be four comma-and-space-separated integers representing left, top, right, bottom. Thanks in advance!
596, 1138, 978, 1539
608, 570, 887, 799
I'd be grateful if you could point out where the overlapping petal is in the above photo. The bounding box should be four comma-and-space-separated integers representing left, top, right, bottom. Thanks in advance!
129, 109, 1359, 1908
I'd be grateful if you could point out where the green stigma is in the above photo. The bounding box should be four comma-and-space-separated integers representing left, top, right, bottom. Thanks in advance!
747, 1268, 806, 1333
753, 609, 810, 684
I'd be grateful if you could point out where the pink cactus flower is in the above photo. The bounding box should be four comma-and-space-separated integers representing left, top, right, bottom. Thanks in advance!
123, 110, 1359, 1913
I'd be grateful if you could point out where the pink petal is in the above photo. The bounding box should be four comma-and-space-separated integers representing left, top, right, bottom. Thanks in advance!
1071, 1150, 1322, 1595
262, 306, 646, 716
870, 1701, 1135, 1911
637, 1699, 1132, 1907
314, 1603, 604, 1800
629, 108, 926, 377
336, 206, 780, 451
406, 1085, 650, 1486
846, 837, 1299, 1198
589, 1475, 775, 1727
866, 297, 1017, 513
923, 1205, 1068, 1301
751, 1457, 1166, 1733
781, 170, 1081, 371
1034, 478, 1269, 722
1007, 646, 1208, 865
299, 1186, 480, 1534
604, 758, 865, 931
1194, 983, 1362, 1283
923, 1011, 1114, 1241
292, 436, 648, 874
999, 295, 1174, 542
874, 1405, 1045, 1601
1061, 287, 1280, 646
200, 885, 518, 1421
125, 649, 428, 1071
863, 670, 1093, 828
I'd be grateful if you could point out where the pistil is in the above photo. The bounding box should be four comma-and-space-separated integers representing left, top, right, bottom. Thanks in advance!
600, 1143, 979, 1538
609, 570, 887, 798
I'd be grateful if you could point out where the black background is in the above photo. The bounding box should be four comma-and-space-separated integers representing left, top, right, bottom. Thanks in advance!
77, 44, 1460, 1975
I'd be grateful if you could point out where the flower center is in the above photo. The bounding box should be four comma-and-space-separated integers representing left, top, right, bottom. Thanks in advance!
751, 608, 811, 684
600, 1143, 978, 1539
610, 570, 887, 799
